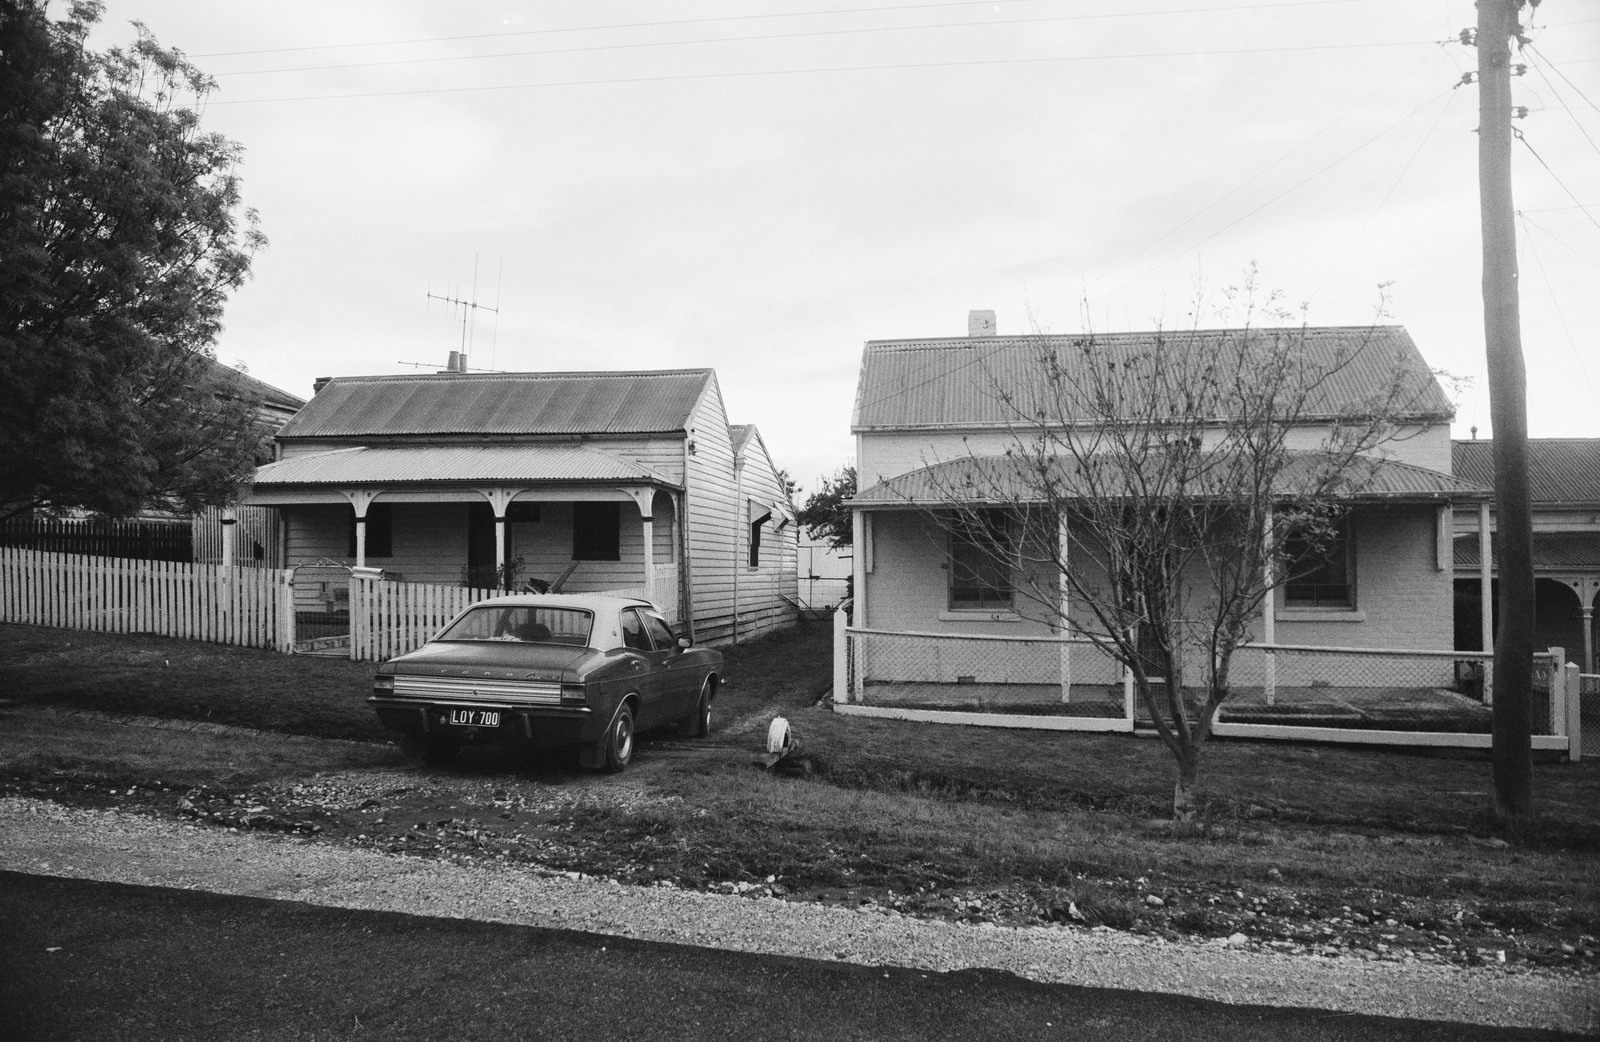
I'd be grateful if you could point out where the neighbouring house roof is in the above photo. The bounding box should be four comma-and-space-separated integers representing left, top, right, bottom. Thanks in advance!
1455, 531, 1600, 571
851, 453, 1488, 507
250, 444, 679, 488
1453, 438, 1600, 505
212, 362, 306, 413
277, 370, 713, 439
853, 326, 1453, 431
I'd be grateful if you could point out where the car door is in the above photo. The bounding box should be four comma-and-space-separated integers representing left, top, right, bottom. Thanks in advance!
620, 606, 671, 728
640, 610, 696, 718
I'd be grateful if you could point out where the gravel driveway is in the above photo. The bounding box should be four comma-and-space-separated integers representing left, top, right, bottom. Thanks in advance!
1, 796, 1593, 1035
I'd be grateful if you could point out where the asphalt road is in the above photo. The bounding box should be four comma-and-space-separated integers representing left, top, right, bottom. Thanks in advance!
0, 872, 1580, 1042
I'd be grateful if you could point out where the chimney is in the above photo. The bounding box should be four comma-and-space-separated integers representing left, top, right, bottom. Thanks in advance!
312, 376, 333, 394
968, 310, 996, 337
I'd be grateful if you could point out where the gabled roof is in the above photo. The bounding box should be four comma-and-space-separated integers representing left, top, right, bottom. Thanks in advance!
851, 453, 1487, 507
251, 444, 678, 488
729, 424, 757, 456
1453, 438, 1600, 505
278, 369, 713, 439
853, 326, 1452, 431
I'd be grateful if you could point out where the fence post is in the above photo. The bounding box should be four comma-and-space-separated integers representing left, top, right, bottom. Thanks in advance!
1564, 662, 1582, 763
834, 613, 849, 703
279, 569, 297, 653
1548, 647, 1565, 737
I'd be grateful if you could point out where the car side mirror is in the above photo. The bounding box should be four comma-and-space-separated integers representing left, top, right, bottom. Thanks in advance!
677, 637, 692, 649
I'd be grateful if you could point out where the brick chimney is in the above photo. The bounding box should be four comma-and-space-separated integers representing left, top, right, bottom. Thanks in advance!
968, 310, 996, 337
312, 376, 333, 394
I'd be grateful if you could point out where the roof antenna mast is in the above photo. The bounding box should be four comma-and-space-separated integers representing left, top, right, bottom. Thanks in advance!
427, 254, 499, 372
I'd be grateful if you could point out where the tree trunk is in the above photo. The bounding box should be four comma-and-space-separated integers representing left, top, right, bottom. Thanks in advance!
1172, 745, 1201, 822
1478, 0, 1534, 829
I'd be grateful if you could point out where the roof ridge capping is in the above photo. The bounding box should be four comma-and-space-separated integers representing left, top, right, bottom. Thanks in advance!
862, 324, 1409, 350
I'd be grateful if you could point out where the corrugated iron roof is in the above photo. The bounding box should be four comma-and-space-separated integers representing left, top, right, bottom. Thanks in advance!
851, 453, 1486, 507
853, 326, 1452, 431
1455, 531, 1600, 570
251, 445, 677, 487
278, 369, 713, 439
1453, 438, 1600, 504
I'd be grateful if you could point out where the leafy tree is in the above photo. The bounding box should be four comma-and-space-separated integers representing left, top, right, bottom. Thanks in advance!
0, 1, 266, 521
918, 289, 1441, 820
797, 466, 856, 549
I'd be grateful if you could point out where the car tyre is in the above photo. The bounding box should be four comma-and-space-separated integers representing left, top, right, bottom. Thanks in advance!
692, 678, 714, 738
603, 703, 634, 773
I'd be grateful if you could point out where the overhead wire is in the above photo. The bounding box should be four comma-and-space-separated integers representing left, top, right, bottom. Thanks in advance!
191, 0, 1374, 59
207, 40, 1432, 106
1518, 212, 1597, 402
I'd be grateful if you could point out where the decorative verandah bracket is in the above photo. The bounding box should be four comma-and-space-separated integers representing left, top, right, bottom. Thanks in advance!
619, 486, 657, 603
340, 488, 383, 568
474, 486, 531, 587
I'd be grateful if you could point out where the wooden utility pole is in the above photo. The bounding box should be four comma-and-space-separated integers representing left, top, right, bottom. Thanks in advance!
1477, 0, 1535, 828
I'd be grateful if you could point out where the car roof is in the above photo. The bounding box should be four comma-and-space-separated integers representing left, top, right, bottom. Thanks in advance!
462, 593, 656, 612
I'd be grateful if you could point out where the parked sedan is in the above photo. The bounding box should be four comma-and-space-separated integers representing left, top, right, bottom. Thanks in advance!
369, 594, 721, 770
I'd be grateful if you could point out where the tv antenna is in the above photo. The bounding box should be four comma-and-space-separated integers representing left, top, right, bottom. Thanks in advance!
426, 254, 500, 372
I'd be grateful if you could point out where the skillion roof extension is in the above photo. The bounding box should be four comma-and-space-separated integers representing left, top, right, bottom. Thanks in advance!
852, 326, 1453, 432
1453, 438, 1600, 505
277, 369, 714, 439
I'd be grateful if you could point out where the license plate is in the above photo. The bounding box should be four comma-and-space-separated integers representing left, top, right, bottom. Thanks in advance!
444, 707, 501, 727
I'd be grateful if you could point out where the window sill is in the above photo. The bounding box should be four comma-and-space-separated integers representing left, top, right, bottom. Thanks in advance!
1277, 608, 1366, 623
940, 609, 1021, 623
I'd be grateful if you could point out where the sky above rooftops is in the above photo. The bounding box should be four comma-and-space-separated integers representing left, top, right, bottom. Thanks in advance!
86, 1, 1599, 495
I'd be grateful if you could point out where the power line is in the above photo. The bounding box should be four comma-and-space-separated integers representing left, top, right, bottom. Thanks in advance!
1513, 129, 1600, 233
207, 40, 1432, 106
192, 0, 1372, 59
221, 10, 1376, 78
1518, 213, 1597, 402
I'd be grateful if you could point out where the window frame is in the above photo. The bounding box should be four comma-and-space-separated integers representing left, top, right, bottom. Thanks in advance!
1282, 515, 1355, 609
947, 510, 1014, 610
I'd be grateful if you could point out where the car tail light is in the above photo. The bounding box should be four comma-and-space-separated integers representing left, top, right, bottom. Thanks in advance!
560, 684, 587, 705
372, 675, 395, 692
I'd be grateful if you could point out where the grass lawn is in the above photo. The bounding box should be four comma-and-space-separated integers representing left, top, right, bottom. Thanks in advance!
2, 620, 1596, 971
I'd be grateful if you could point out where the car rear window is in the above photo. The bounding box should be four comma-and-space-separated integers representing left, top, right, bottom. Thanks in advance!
436, 605, 593, 646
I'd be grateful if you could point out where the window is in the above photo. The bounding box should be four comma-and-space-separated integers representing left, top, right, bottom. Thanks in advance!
572, 502, 621, 561
621, 608, 650, 651
949, 510, 1013, 609
1283, 517, 1353, 608
749, 505, 772, 567
347, 503, 392, 558
640, 611, 676, 651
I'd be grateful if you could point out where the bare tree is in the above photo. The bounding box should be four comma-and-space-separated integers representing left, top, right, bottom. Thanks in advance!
916, 296, 1445, 819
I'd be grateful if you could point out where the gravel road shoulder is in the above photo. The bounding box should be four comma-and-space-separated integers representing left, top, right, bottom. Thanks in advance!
1, 796, 1592, 1035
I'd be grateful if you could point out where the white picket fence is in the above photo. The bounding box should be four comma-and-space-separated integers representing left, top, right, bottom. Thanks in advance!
348, 577, 508, 662
0, 547, 293, 651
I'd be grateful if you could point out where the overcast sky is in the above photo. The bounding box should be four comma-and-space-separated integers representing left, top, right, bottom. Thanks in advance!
86, 1, 1599, 493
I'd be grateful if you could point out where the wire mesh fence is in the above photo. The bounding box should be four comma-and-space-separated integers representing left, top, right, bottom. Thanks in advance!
839, 627, 1574, 739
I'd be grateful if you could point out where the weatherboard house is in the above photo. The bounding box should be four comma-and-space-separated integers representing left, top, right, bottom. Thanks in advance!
845, 316, 1492, 669
243, 368, 798, 645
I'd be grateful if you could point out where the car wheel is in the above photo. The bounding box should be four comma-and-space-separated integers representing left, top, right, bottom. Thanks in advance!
678, 677, 713, 738
603, 703, 634, 773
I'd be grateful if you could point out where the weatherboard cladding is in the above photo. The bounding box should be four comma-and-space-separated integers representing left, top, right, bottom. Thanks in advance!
1453, 439, 1600, 505
853, 326, 1452, 431
251, 444, 677, 487
278, 370, 713, 439
851, 453, 1487, 506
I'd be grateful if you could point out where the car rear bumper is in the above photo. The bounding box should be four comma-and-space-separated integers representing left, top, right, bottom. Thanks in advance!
369, 696, 598, 747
